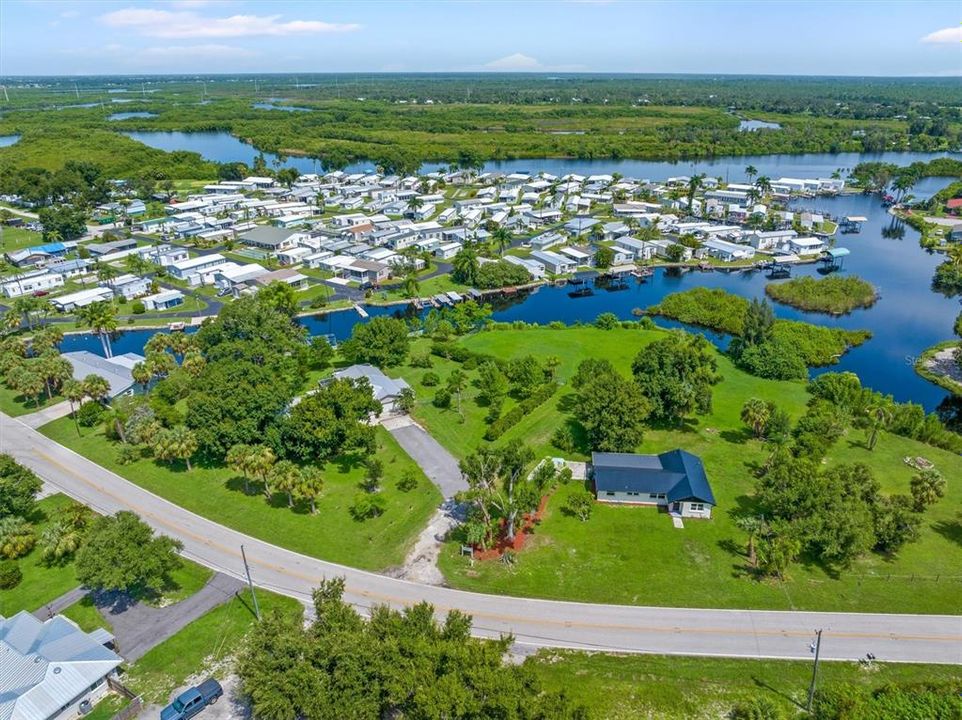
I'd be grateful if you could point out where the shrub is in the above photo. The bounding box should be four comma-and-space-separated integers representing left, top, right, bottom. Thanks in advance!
76, 401, 105, 427
594, 312, 619, 330
422, 371, 440, 387
549, 321, 566, 330
484, 383, 558, 440
351, 492, 386, 520
409, 353, 433, 369
433, 387, 451, 408
0, 560, 22, 589
116, 445, 140, 465
552, 425, 576, 453
564, 488, 594, 521
131, 300, 146, 314
397, 469, 419, 492
730, 697, 783, 720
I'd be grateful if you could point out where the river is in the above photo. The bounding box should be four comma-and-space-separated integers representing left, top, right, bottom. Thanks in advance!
67, 138, 962, 414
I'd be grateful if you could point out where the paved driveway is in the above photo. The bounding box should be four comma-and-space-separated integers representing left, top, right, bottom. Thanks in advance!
381, 415, 466, 499
94, 572, 245, 661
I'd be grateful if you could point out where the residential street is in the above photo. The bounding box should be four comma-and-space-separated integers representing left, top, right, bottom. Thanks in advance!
3, 411, 960, 664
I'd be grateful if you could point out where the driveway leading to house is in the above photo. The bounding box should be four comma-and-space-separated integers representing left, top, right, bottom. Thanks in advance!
94, 572, 245, 662
3, 411, 961, 665
381, 415, 466, 499
19, 400, 75, 429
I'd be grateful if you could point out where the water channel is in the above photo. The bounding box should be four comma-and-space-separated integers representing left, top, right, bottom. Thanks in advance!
71, 133, 961, 414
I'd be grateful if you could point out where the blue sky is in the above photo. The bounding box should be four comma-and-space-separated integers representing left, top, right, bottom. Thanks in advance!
1, 0, 960, 77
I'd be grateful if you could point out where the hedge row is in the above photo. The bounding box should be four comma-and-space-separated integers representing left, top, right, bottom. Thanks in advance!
484, 382, 559, 441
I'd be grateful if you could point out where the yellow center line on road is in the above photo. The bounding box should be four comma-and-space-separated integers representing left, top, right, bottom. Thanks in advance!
33, 449, 962, 647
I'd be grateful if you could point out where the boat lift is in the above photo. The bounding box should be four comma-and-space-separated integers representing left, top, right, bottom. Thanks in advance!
840, 216, 867, 234
820, 247, 850, 271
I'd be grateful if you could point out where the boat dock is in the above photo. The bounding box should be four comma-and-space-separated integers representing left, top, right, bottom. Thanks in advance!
353, 304, 369, 318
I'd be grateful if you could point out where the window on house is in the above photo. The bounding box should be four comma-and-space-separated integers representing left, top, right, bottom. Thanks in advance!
690, 503, 705, 512
649, 493, 658, 499
657, 493, 666, 499
605, 491, 615, 497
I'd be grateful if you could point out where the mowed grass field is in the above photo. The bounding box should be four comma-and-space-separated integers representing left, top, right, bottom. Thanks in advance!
40, 421, 441, 571
388, 326, 962, 614
527, 650, 962, 720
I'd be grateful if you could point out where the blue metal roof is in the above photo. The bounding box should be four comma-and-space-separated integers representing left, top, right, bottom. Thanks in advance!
591, 449, 715, 505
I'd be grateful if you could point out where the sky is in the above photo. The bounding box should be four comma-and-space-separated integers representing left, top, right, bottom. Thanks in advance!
0, 0, 960, 77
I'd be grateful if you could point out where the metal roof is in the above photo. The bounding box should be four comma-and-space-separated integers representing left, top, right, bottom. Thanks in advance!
591, 450, 715, 505
62, 351, 144, 397
0, 612, 121, 720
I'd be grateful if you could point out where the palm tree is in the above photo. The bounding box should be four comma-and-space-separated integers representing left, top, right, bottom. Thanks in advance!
131, 362, 151, 391
37, 351, 71, 400
269, 460, 301, 507
686, 174, 705, 217
402, 268, 420, 299
249, 445, 276, 496
295, 466, 324, 514
96, 262, 118, 288
451, 247, 480, 286
406, 196, 423, 215
77, 301, 118, 358
734, 515, 764, 569
741, 398, 771, 438
62, 379, 86, 435
8, 364, 44, 408
910, 469, 945, 512
226, 443, 256, 495
82, 374, 110, 404
755, 176, 772, 197
745, 165, 758, 185
492, 227, 512, 256
31, 325, 63, 355
864, 403, 893, 451
168, 426, 198, 471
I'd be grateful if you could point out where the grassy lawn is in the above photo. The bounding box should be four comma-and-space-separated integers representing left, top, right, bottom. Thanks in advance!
40, 421, 442, 570
389, 326, 962, 614
0, 384, 63, 417
528, 650, 962, 720
377, 272, 466, 303
0, 494, 81, 614
124, 590, 301, 704
0, 225, 44, 251
61, 595, 112, 633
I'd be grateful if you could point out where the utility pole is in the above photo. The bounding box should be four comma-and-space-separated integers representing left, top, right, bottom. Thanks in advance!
240, 545, 261, 621
806, 628, 823, 712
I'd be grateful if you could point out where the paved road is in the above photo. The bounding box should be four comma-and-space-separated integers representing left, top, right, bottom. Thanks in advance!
3, 412, 960, 664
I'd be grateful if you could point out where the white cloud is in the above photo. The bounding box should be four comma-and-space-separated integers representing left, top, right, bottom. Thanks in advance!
921, 26, 962, 44
60, 10, 80, 18
100, 8, 361, 38
139, 44, 257, 60
485, 53, 542, 71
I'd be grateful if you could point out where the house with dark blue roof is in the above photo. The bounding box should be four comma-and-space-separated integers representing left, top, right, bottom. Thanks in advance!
591, 449, 715, 518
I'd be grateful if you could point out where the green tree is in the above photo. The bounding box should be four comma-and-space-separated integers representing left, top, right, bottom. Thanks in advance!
734, 514, 764, 568
740, 397, 771, 439
593, 245, 614, 269
40, 502, 91, 562
75, 511, 182, 595
226, 443, 257, 494
909, 469, 946, 512
340, 316, 410, 366
451, 246, 480, 286
574, 360, 650, 452
363, 457, 384, 493
564, 487, 594, 521
0, 517, 36, 559
269, 460, 301, 507
279, 378, 380, 462
168, 425, 198, 471
632, 332, 719, 423
477, 361, 509, 418
0, 454, 42, 519
294, 466, 324, 514
62, 379, 87, 435
76, 301, 118, 358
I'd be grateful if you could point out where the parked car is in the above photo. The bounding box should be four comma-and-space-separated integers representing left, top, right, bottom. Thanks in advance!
160, 679, 223, 720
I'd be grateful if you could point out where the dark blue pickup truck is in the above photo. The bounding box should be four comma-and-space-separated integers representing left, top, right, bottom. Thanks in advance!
160, 679, 223, 720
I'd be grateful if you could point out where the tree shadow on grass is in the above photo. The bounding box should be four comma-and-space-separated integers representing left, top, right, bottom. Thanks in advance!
719, 428, 753, 445
933, 518, 962, 548
751, 677, 804, 711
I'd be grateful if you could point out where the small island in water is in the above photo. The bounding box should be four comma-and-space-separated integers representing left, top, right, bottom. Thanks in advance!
765, 275, 878, 315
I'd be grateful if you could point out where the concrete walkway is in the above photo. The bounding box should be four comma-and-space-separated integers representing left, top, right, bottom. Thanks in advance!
93, 572, 245, 661
20, 400, 75, 429
381, 415, 466, 499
